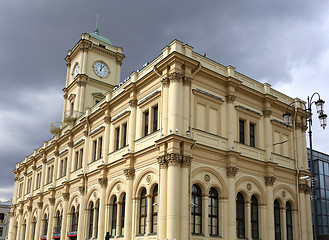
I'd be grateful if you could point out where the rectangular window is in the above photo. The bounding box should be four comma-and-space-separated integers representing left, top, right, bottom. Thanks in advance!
26, 178, 32, 194
75, 151, 79, 170
92, 140, 97, 161
19, 183, 23, 197
115, 127, 120, 150
0, 227, 3, 237
250, 123, 255, 147
153, 105, 158, 132
79, 149, 83, 169
98, 137, 103, 159
239, 120, 245, 144
144, 111, 149, 136
122, 123, 127, 147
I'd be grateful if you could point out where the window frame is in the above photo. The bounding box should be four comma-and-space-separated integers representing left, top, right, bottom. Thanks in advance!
191, 184, 202, 234
236, 192, 245, 238
208, 187, 219, 236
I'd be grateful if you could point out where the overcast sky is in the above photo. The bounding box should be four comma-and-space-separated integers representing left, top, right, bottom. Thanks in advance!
1, 0, 329, 201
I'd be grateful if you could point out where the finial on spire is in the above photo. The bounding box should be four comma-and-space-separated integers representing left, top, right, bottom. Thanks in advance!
95, 10, 99, 35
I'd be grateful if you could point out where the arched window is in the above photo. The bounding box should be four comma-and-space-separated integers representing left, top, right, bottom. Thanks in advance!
208, 187, 219, 236
151, 185, 158, 233
236, 192, 245, 238
88, 202, 94, 238
111, 196, 117, 237
43, 214, 48, 236
54, 210, 62, 236
286, 202, 293, 240
191, 184, 202, 234
71, 206, 78, 232
139, 188, 147, 234
251, 195, 259, 239
274, 200, 281, 240
121, 194, 126, 235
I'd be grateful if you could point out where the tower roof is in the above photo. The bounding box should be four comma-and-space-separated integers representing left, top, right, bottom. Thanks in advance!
89, 32, 112, 45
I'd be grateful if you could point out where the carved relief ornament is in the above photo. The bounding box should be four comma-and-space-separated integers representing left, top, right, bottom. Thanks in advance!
264, 176, 276, 186
129, 99, 138, 108
226, 166, 238, 178
161, 78, 170, 87
78, 186, 85, 194
124, 168, 135, 180
262, 109, 272, 118
299, 183, 311, 194
62, 193, 70, 201
49, 198, 55, 205
225, 94, 236, 103
98, 178, 108, 187
182, 76, 192, 86
168, 72, 183, 82
37, 202, 43, 209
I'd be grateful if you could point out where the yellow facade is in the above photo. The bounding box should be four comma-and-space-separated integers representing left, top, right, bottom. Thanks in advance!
8, 33, 312, 240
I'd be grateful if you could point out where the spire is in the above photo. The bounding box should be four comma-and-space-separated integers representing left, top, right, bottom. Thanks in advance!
95, 10, 99, 35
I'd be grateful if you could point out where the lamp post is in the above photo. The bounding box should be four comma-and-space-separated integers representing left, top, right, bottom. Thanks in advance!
282, 93, 327, 240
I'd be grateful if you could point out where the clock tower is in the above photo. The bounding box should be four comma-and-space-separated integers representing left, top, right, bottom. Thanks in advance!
62, 30, 124, 122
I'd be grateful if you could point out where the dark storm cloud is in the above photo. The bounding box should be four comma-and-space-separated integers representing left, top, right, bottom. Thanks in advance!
1, 0, 329, 200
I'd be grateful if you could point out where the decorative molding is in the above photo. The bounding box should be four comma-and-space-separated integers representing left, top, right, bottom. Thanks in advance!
225, 94, 236, 103
204, 174, 210, 183
124, 168, 135, 180
129, 99, 138, 108
247, 183, 252, 191
98, 178, 108, 187
62, 193, 70, 201
264, 176, 276, 186
262, 109, 272, 118
49, 198, 55, 205
226, 167, 238, 178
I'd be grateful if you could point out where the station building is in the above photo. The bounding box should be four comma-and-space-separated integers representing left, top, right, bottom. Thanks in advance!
8, 30, 312, 240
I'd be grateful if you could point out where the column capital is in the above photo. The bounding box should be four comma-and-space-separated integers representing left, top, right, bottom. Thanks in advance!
182, 76, 193, 86
103, 116, 111, 124
264, 176, 276, 186
181, 155, 192, 167
98, 177, 108, 187
67, 142, 74, 148
225, 94, 236, 103
226, 166, 238, 178
129, 99, 138, 108
62, 193, 70, 201
262, 109, 272, 118
49, 198, 55, 205
54, 151, 59, 157
161, 78, 170, 87
167, 153, 182, 166
157, 155, 168, 169
124, 168, 135, 180
37, 202, 43, 209
18, 209, 23, 215
78, 186, 85, 195
168, 72, 183, 83
27, 206, 32, 212
299, 183, 311, 194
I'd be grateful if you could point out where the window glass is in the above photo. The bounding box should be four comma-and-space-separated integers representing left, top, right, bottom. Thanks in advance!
236, 192, 245, 238
191, 184, 202, 234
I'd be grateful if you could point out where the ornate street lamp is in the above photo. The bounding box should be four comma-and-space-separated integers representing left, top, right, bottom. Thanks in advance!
282, 92, 327, 240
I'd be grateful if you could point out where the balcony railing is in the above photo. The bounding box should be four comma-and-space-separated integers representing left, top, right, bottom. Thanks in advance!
63, 110, 82, 122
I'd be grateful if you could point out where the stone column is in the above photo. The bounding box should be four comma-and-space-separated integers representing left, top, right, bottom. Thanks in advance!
40, 156, 47, 193
203, 194, 209, 236
97, 177, 108, 239
182, 76, 192, 134
25, 206, 32, 240
35, 201, 43, 240
225, 94, 236, 149
16, 208, 23, 240
128, 99, 137, 152
245, 201, 251, 239
47, 198, 55, 240
168, 72, 183, 134
60, 193, 70, 240
226, 167, 238, 239
31, 163, 37, 196
166, 154, 181, 240
124, 168, 135, 240
7, 209, 15, 240
280, 206, 286, 240
116, 201, 122, 236
157, 156, 167, 240
103, 115, 111, 164
77, 180, 86, 240
161, 73, 169, 135
262, 109, 273, 161
305, 191, 313, 240
264, 176, 276, 239
67, 141, 73, 181
146, 195, 152, 234
180, 156, 192, 240
53, 150, 60, 185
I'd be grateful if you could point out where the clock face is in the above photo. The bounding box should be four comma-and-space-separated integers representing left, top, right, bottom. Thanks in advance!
73, 64, 79, 77
94, 61, 109, 78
